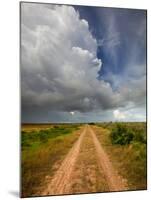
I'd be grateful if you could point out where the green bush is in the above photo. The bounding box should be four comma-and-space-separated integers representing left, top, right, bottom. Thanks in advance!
39, 131, 49, 143
134, 130, 146, 144
88, 122, 95, 125
110, 123, 134, 145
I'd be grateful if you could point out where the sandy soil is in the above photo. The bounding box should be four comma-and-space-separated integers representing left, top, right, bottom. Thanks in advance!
89, 126, 127, 192
41, 125, 127, 196
68, 126, 109, 194
42, 126, 87, 195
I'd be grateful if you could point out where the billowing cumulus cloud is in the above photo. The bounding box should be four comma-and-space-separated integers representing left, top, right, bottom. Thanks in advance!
21, 4, 123, 112
21, 3, 146, 122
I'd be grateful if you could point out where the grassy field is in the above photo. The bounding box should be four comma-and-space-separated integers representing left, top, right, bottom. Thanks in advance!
21, 122, 147, 197
21, 124, 80, 197
94, 122, 147, 190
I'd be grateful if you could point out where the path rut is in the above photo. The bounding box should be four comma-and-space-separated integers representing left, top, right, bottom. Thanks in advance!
89, 126, 127, 191
42, 126, 87, 195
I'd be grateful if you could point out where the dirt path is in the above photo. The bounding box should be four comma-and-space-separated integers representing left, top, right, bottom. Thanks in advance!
67, 126, 109, 194
89, 125, 127, 191
42, 126, 87, 195
42, 124, 127, 195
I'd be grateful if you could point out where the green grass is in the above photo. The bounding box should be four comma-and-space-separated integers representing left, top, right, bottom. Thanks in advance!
22, 125, 78, 149
21, 124, 80, 197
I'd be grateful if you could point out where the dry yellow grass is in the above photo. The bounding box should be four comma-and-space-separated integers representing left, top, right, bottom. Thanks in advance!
21, 124, 54, 132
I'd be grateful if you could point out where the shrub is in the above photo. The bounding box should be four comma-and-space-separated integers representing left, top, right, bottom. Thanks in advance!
88, 122, 95, 125
134, 130, 146, 144
39, 132, 49, 143
110, 123, 134, 145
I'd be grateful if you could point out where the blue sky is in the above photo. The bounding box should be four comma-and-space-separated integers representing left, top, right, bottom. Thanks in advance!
75, 6, 146, 88
21, 3, 146, 123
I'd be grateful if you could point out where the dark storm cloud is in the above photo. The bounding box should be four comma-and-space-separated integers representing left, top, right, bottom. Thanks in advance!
21, 3, 146, 122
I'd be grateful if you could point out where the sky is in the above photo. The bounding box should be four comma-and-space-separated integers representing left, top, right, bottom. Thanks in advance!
21, 3, 146, 123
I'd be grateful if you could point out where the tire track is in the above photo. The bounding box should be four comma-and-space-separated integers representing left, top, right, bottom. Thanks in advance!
89, 125, 127, 191
42, 125, 87, 195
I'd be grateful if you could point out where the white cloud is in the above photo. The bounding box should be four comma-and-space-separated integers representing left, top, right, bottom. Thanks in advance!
21, 4, 122, 112
70, 111, 75, 115
113, 109, 126, 120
